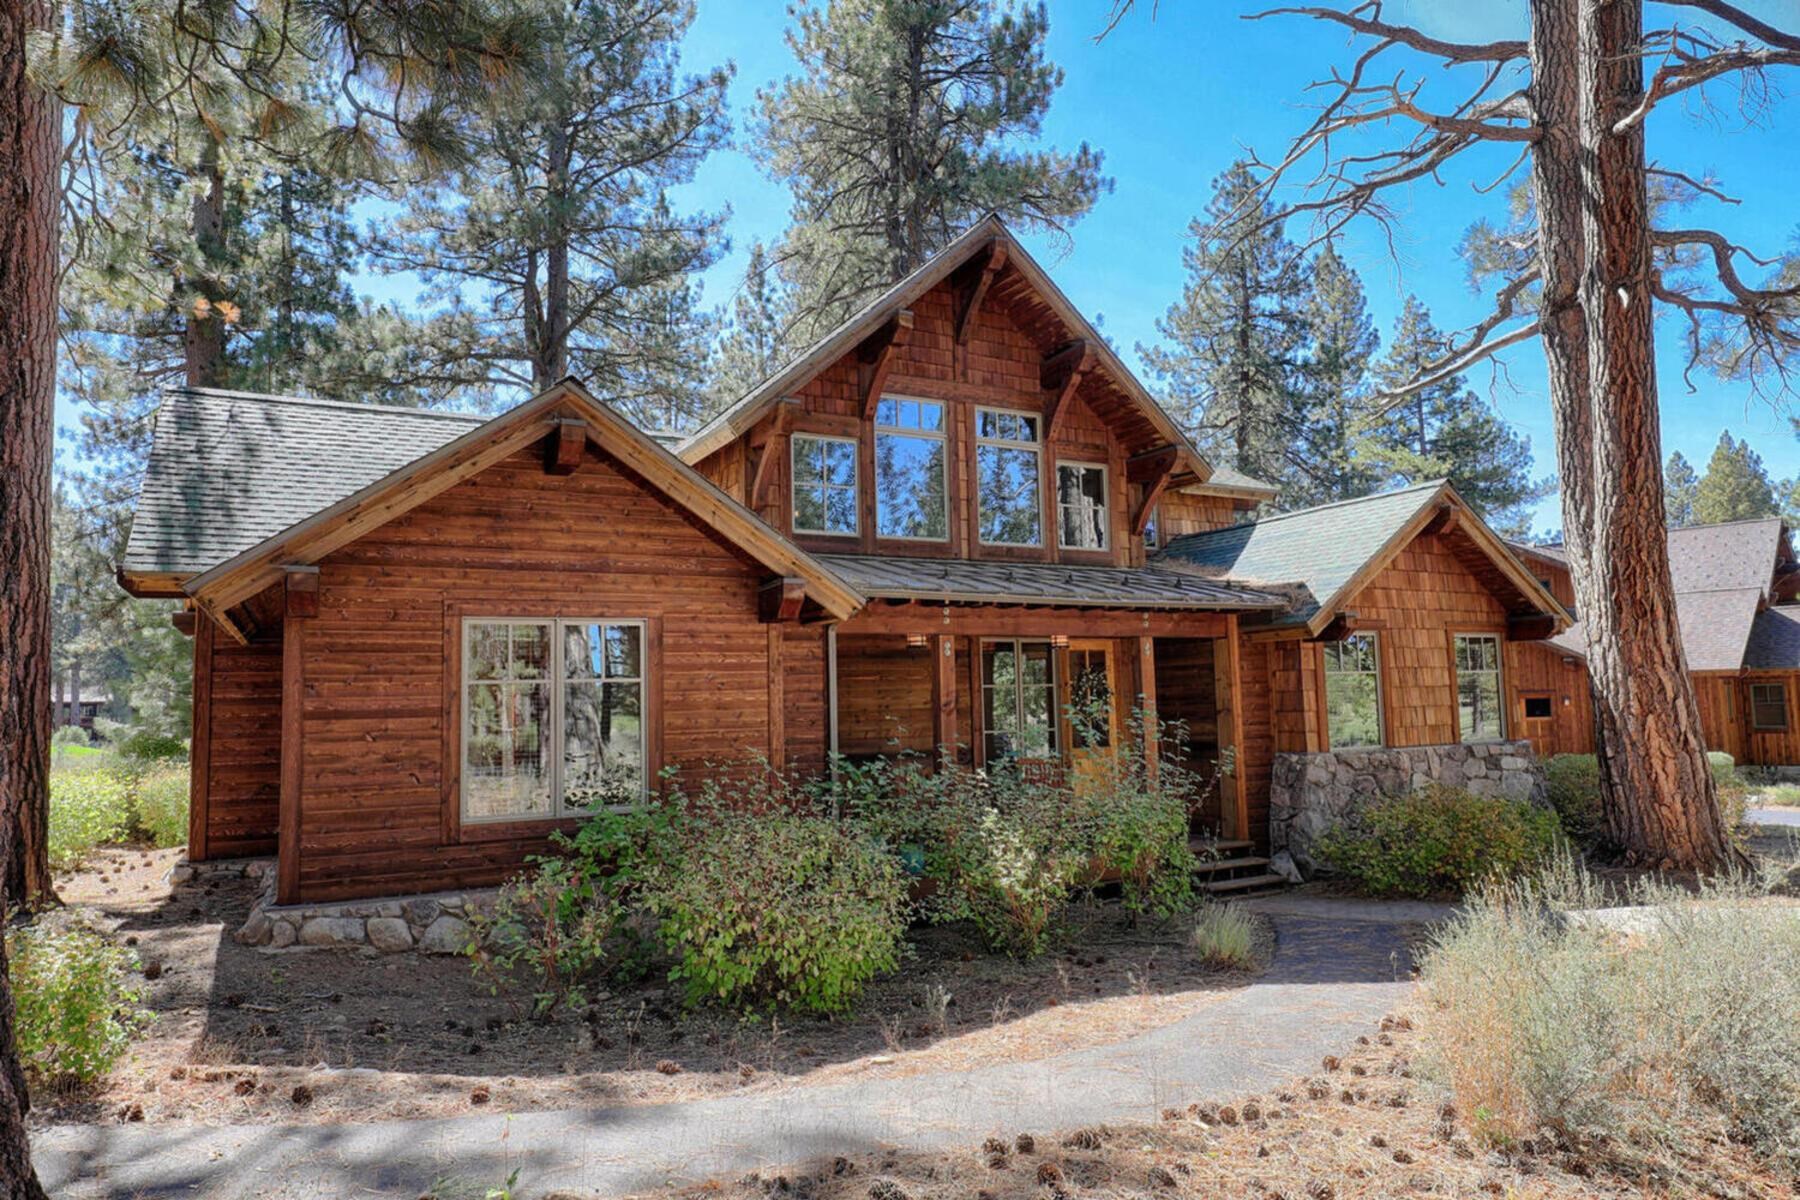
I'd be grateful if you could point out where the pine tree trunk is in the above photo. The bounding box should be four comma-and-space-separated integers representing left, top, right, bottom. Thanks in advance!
0, 0, 62, 1193
68, 659, 80, 734
1527, 0, 1737, 870
184, 143, 227, 387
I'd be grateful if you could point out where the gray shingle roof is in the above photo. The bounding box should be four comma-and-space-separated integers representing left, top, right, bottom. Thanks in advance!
816, 554, 1289, 611
1154, 480, 1446, 626
122, 388, 485, 577
1745, 606, 1800, 671
1189, 464, 1278, 497
1554, 589, 1766, 672
1667, 518, 1785, 593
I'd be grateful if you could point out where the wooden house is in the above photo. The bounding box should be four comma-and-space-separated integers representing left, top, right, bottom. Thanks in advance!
119, 217, 1570, 905
1511, 519, 1800, 767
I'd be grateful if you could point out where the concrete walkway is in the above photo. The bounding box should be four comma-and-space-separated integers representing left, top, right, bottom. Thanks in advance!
37, 910, 1425, 1199
1747, 805, 1800, 829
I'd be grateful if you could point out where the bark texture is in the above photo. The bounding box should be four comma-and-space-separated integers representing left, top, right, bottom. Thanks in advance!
0, 0, 60, 1191
1527, 0, 1738, 869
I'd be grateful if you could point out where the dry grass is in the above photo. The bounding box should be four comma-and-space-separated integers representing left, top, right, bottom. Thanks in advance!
606, 1014, 1797, 1200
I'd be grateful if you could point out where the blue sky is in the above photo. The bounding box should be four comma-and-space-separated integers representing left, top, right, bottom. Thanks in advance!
58, 1, 1800, 535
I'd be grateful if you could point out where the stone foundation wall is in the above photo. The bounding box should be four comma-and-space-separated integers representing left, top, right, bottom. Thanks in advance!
1271, 741, 1548, 876
232, 871, 497, 955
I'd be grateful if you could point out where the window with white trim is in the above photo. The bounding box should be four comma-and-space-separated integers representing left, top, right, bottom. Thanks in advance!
462, 619, 646, 822
982, 639, 1057, 761
874, 397, 947, 540
1322, 633, 1382, 749
975, 408, 1042, 546
1056, 462, 1109, 550
1752, 682, 1789, 731
791, 434, 858, 536
1454, 633, 1505, 742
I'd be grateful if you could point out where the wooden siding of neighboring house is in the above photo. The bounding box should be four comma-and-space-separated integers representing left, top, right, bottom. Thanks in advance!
281, 441, 800, 904
1741, 671, 1800, 766
1694, 672, 1747, 762
188, 618, 283, 861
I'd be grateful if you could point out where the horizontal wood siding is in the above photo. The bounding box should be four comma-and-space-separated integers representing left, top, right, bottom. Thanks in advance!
201, 626, 283, 858
1157, 493, 1252, 539
292, 443, 789, 902
836, 634, 937, 758
782, 623, 830, 775
1504, 640, 1594, 759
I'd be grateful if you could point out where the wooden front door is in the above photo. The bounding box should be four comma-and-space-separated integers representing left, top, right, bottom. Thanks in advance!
1068, 640, 1119, 784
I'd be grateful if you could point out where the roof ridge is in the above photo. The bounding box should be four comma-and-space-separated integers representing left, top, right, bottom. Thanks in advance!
1670, 515, 1787, 532
167, 385, 490, 424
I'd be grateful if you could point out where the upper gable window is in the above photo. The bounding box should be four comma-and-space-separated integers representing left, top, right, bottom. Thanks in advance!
1057, 462, 1109, 551
874, 398, 948, 541
1143, 505, 1162, 550
975, 408, 1043, 547
792, 434, 858, 536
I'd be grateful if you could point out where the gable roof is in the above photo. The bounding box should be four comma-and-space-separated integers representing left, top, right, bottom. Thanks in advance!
1746, 605, 1800, 671
674, 215, 1277, 500
1156, 480, 1568, 635
1536, 517, 1792, 671
122, 383, 866, 636
817, 554, 1289, 611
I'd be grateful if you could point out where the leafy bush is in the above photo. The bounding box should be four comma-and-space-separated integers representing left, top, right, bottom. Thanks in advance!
8, 919, 145, 1089
1191, 902, 1259, 969
132, 764, 190, 848
1543, 754, 1604, 848
50, 726, 92, 750
48, 763, 134, 870
1315, 784, 1561, 898
1072, 706, 1203, 921
644, 808, 907, 1014
468, 855, 620, 1018
943, 795, 1092, 958
116, 729, 187, 763
1422, 858, 1800, 1167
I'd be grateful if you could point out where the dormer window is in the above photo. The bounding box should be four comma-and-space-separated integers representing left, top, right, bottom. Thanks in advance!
792, 434, 858, 536
1057, 462, 1109, 551
975, 408, 1043, 546
874, 397, 948, 540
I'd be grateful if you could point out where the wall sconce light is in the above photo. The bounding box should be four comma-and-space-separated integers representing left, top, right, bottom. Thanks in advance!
1049, 633, 1069, 649
907, 634, 929, 649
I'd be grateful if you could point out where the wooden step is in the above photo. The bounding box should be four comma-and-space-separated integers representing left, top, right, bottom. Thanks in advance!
1188, 837, 1253, 855
1203, 872, 1288, 895
1192, 855, 1270, 875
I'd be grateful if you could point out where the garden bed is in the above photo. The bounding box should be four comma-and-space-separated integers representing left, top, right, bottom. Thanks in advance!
39, 848, 1268, 1128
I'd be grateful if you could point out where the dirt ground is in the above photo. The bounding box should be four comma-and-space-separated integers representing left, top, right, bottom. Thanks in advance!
43, 847, 1266, 1129
607, 1012, 1798, 1200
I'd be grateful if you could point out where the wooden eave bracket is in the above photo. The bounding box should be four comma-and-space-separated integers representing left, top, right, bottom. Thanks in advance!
1040, 340, 1095, 444
1423, 502, 1462, 537
196, 598, 251, 647
759, 576, 807, 623
545, 418, 587, 475
859, 309, 914, 419
955, 241, 1008, 345
1128, 446, 1181, 536
1506, 612, 1560, 642
170, 609, 198, 637
284, 566, 320, 620
748, 407, 790, 513
1312, 611, 1360, 642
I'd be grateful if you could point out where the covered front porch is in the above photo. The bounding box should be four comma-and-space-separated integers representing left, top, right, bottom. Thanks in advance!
825, 601, 1256, 844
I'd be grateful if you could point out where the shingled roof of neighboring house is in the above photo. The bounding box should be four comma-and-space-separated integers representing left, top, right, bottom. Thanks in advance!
1535, 518, 1794, 671
122, 388, 487, 579
1745, 605, 1800, 671
817, 554, 1289, 611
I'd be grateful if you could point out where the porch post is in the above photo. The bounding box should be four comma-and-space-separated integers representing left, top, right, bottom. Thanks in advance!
1137, 635, 1159, 782
767, 625, 785, 771
932, 633, 959, 764
1216, 614, 1249, 840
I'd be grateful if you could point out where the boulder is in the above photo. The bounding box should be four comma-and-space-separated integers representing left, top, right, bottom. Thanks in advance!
366, 917, 414, 953
298, 917, 366, 947
418, 915, 472, 955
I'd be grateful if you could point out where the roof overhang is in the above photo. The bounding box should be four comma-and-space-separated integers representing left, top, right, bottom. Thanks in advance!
675, 216, 1224, 488
182, 380, 866, 641
1304, 482, 1573, 639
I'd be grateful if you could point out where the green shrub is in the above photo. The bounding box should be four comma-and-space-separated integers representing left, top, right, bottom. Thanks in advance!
1707, 750, 1737, 789
116, 729, 187, 763
643, 808, 907, 1014
1543, 754, 1604, 847
468, 855, 620, 1018
131, 764, 189, 848
48, 763, 133, 870
8, 919, 145, 1089
1422, 858, 1800, 1166
1191, 902, 1259, 969
1315, 784, 1561, 899
50, 726, 92, 750
944, 797, 1091, 958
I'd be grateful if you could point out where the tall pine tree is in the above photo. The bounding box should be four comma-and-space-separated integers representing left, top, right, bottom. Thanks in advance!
1664, 451, 1699, 528
1292, 245, 1379, 506
1693, 431, 1778, 524
754, 0, 1109, 339
709, 241, 795, 409
1141, 162, 1310, 497
1355, 296, 1545, 534
371, 0, 731, 425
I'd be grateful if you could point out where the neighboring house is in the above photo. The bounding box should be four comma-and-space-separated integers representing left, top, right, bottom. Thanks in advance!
1511, 518, 1800, 766
53, 690, 111, 736
118, 217, 1569, 907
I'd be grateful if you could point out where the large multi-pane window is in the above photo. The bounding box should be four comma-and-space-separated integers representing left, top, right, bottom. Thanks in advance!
463, 619, 646, 822
983, 639, 1057, 761
975, 408, 1043, 546
1056, 462, 1109, 551
791, 434, 858, 536
1454, 634, 1505, 742
1753, 682, 1789, 731
1323, 634, 1382, 749
874, 397, 948, 540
